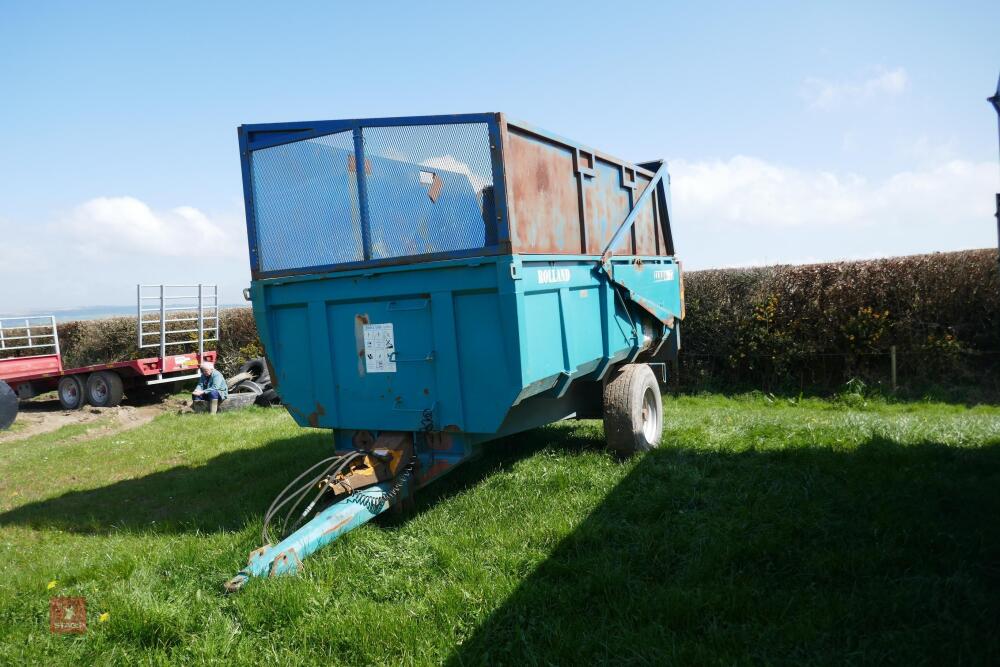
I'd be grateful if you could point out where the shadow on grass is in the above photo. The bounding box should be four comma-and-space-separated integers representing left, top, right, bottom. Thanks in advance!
449, 433, 1000, 665
0, 423, 562, 535
0, 431, 326, 533
17, 387, 178, 412
3, 420, 999, 661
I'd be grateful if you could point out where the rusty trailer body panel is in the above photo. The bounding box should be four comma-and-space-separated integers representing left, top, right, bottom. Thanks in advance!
502, 120, 673, 257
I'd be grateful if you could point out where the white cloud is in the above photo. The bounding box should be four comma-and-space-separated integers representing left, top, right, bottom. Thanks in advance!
0, 197, 250, 312
669, 155, 998, 269
902, 135, 958, 166
802, 66, 908, 110
62, 196, 239, 258
670, 155, 996, 229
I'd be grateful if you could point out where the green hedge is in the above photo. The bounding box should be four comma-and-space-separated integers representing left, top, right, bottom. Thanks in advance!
39, 248, 1000, 399
678, 248, 1000, 396
55, 307, 261, 379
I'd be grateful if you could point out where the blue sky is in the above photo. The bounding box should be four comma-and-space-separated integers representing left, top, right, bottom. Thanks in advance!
1, 0, 998, 311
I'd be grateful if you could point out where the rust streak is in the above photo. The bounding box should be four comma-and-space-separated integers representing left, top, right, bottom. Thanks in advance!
426, 432, 453, 451
354, 313, 370, 376
320, 517, 352, 537
506, 129, 580, 253
307, 401, 326, 428
347, 154, 372, 175
427, 174, 443, 202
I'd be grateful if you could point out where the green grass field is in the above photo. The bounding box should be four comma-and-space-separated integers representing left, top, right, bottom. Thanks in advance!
1, 394, 998, 665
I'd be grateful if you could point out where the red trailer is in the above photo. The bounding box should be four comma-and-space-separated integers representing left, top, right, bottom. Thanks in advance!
0, 285, 219, 430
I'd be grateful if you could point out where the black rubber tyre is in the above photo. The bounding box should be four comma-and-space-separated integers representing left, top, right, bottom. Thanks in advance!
237, 358, 267, 380
219, 392, 257, 412
85, 371, 125, 407
0, 380, 17, 431
225, 371, 253, 389
58, 375, 87, 410
602, 363, 663, 456
234, 380, 264, 395
257, 388, 280, 406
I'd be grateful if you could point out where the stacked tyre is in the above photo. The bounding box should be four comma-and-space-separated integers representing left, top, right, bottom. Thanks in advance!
231, 358, 281, 407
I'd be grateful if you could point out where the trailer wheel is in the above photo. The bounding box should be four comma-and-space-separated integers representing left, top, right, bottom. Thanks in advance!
85, 371, 124, 407
602, 363, 663, 456
0, 380, 17, 431
57, 375, 87, 410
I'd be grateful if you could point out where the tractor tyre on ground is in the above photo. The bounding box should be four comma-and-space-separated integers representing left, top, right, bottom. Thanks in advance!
233, 380, 264, 395
85, 371, 124, 407
602, 363, 663, 456
221, 392, 257, 412
257, 388, 280, 406
237, 358, 268, 383
0, 380, 17, 431
192, 391, 257, 414
57, 375, 87, 410
225, 371, 253, 390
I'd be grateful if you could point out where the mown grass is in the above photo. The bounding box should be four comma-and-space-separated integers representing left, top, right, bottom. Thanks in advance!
0, 394, 998, 665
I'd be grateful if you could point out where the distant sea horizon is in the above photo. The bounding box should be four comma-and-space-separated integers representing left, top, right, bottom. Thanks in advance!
0, 304, 249, 323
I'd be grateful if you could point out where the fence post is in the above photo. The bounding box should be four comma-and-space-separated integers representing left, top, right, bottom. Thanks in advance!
136, 284, 142, 349
159, 284, 166, 377
890, 345, 897, 392
197, 284, 204, 360
50, 316, 60, 359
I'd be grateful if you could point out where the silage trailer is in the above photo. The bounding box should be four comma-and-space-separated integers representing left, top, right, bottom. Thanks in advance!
0, 285, 220, 429
226, 113, 684, 590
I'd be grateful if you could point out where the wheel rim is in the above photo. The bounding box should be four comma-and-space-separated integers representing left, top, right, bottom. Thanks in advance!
640, 386, 659, 444
61, 383, 79, 406
92, 377, 108, 403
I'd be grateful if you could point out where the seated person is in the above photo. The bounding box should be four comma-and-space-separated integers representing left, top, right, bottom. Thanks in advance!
192, 361, 228, 413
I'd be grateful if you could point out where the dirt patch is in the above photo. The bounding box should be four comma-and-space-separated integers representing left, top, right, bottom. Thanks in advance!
0, 396, 188, 443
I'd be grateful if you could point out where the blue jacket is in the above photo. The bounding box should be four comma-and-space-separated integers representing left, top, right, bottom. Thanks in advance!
195, 370, 229, 399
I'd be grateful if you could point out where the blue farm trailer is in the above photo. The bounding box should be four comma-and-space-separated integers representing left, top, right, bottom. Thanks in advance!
225, 113, 684, 590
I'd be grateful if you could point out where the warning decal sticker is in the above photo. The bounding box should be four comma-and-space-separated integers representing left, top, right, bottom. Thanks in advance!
363, 323, 397, 373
